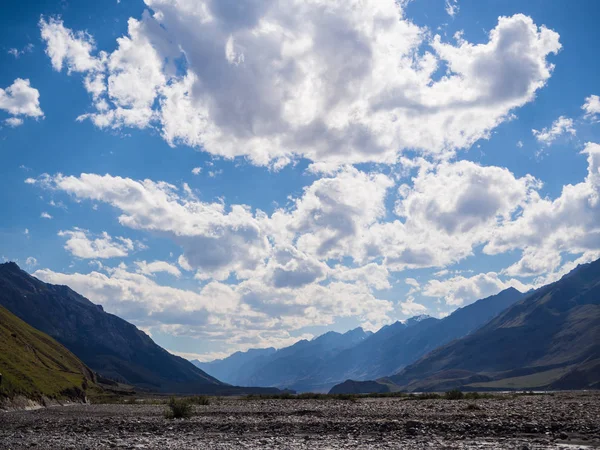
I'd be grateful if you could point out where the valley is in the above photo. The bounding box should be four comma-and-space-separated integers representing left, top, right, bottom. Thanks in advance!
1, 392, 598, 449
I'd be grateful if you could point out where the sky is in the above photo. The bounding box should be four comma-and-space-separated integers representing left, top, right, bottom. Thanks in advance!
1, 0, 600, 362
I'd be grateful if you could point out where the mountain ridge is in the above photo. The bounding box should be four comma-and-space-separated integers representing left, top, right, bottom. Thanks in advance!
195, 287, 523, 392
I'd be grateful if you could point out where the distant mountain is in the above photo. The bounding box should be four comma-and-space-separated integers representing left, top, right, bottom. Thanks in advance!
305, 287, 524, 390
0, 262, 281, 394
196, 327, 373, 392
0, 304, 96, 402
192, 347, 277, 385
198, 287, 523, 392
332, 260, 600, 394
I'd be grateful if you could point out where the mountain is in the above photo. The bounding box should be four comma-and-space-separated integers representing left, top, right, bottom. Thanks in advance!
192, 347, 277, 385
304, 287, 524, 390
380, 260, 600, 392
0, 304, 96, 402
0, 262, 227, 394
196, 327, 373, 392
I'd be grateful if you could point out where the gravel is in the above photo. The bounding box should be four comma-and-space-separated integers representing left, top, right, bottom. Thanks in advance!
1, 391, 599, 449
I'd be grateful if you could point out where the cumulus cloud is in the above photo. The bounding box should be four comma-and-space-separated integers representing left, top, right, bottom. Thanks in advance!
58, 228, 137, 259
423, 272, 529, 306
0, 78, 43, 124
33, 173, 270, 280
40, 5, 560, 166
532, 115, 576, 146
40, 212, 52, 219
486, 142, 600, 277
399, 296, 428, 316
39, 17, 104, 73
366, 159, 540, 271
582, 95, 600, 120
135, 260, 182, 277
34, 264, 392, 350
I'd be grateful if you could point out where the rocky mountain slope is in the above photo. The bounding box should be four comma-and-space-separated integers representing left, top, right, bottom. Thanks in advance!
0, 262, 226, 394
0, 304, 96, 401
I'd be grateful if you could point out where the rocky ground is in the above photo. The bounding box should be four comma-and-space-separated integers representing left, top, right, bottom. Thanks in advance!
1, 392, 599, 449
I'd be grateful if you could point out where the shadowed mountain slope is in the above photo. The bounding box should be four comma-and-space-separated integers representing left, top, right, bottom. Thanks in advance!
0, 262, 226, 394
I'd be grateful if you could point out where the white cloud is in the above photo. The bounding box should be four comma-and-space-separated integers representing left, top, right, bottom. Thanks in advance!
532, 115, 576, 146
33, 264, 390, 351
58, 228, 136, 259
191, 167, 202, 175
423, 272, 529, 306
0, 79, 43, 122
5, 117, 24, 127
34, 172, 271, 280
399, 296, 428, 316
445, 0, 459, 17
367, 159, 540, 271
517, 140, 524, 148
135, 260, 181, 277
8, 44, 34, 59
39, 17, 104, 73
25, 257, 38, 268
332, 263, 390, 290
486, 142, 600, 277
582, 95, 600, 120
40, 212, 53, 219
40, 7, 560, 166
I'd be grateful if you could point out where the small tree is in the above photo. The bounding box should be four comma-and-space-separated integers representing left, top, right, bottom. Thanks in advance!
165, 397, 193, 419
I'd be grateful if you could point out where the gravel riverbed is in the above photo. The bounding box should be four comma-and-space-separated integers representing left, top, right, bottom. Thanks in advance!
1, 392, 599, 449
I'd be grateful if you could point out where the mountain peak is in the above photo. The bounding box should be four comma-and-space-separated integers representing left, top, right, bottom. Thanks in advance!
402, 314, 433, 327
0, 261, 22, 272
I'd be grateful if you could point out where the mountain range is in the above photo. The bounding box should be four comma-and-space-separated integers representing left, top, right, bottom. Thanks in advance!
332, 259, 600, 394
194, 287, 524, 392
2, 257, 598, 398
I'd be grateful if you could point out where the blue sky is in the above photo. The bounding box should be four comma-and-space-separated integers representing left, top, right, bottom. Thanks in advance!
1, 0, 599, 361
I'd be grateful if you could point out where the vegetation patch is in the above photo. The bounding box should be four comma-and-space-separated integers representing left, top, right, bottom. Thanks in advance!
165, 397, 193, 419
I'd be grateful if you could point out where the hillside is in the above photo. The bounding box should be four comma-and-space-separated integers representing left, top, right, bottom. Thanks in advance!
379, 260, 600, 392
0, 305, 96, 401
0, 262, 225, 394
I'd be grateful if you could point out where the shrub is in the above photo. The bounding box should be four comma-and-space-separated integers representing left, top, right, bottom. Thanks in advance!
165, 397, 193, 419
188, 395, 210, 405
444, 389, 464, 400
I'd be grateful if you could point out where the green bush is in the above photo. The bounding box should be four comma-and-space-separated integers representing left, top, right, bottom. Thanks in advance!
444, 389, 464, 400
165, 397, 193, 419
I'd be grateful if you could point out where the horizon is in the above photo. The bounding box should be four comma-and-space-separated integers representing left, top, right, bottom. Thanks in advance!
2, 0, 600, 363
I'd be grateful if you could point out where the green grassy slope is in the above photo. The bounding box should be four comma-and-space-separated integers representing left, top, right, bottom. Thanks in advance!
0, 305, 96, 401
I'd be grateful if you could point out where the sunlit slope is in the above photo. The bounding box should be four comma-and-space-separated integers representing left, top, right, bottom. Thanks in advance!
0, 305, 96, 400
